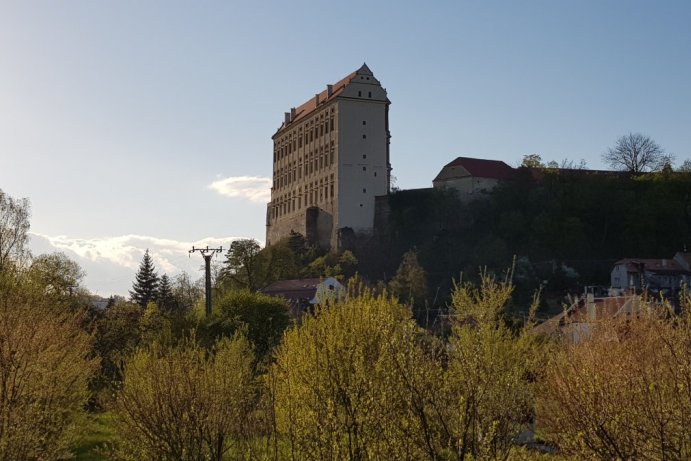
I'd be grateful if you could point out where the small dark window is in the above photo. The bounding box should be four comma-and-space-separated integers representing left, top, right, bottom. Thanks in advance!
359, 204, 363, 207
362, 154, 367, 159
363, 188, 366, 193
368, 91, 372, 98
362, 166, 366, 171
358, 91, 362, 97
362, 121, 366, 125
362, 134, 366, 139
374, 171, 377, 177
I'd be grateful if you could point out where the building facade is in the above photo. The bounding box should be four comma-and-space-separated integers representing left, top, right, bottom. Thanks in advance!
266, 64, 391, 249
432, 157, 514, 200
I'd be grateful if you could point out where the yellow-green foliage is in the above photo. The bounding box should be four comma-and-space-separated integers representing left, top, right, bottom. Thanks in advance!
0, 303, 98, 461
271, 286, 443, 460
111, 335, 256, 461
442, 272, 543, 460
538, 307, 691, 460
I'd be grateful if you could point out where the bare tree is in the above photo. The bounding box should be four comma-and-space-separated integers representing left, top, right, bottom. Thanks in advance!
678, 159, 691, 172
0, 189, 31, 272
602, 133, 673, 173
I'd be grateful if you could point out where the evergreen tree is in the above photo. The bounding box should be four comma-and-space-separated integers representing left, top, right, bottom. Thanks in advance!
129, 249, 159, 309
157, 274, 173, 310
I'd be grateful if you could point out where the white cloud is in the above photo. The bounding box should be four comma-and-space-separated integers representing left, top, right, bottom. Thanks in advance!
208, 176, 271, 203
29, 233, 262, 296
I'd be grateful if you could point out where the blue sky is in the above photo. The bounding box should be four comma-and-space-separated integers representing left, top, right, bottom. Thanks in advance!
1, 1, 690, 295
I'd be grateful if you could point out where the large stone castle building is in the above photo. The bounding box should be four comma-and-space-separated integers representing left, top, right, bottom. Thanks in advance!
266, 64, 391, 249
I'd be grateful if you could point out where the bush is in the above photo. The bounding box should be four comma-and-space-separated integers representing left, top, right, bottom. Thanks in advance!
0, 303, 98, 460
538, 306, 691, 460
202, 290, 291, 360
438, 272, 543, 460
111, 335, 256, 461
271, 285, 445, 460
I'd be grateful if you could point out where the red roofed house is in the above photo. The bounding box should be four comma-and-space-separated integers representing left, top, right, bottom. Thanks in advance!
433, 157, 515, 199
610, 252, 691, 293
261, 277, 345, 318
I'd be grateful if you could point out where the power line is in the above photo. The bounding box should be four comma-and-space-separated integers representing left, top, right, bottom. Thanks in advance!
189, 245, 223, 317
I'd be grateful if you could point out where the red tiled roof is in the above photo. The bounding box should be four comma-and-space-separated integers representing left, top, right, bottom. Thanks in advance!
435, 157, 514, 181
273, 69, 359, 136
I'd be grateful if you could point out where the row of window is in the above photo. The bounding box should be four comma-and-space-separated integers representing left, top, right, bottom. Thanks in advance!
271, 174, 335, 220
274, 107, 336, 164
273, 141, 336, 190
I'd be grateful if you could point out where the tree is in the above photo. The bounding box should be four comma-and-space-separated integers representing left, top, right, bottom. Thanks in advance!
28, 252, 85, 297
172, 272, 203, 311
129, 249, 159, 309
388, 249, 428, 307
271, 286, 445, 460
92, 299, 143, 392
678, 159, 691, 172
157, 273, 173, 310
112, 336, 256, 461
602, 132, 673, 173
0, 297, 98, 460
200, 289, 290, 360
442, 271, 542, 459
219, 239, 262, 291
521, 153, 545, 168
0, 188, 30, 272
538, 304, 691, 460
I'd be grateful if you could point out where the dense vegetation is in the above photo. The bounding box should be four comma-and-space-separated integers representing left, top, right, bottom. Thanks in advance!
353, 169, 691, 311
5, 176, 691, 460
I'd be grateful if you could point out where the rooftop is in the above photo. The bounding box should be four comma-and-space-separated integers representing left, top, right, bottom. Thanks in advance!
434, 157, 515, 182
274, 63, 378, 136
614, 258, 687, 273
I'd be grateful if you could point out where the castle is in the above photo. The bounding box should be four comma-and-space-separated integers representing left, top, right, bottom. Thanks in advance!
266, 64, 391, 249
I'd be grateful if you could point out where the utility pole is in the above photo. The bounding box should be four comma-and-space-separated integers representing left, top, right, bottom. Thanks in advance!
189, 245, 223, 317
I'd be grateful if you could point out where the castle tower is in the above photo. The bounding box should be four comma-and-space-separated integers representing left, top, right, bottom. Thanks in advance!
266, 64, 391, 249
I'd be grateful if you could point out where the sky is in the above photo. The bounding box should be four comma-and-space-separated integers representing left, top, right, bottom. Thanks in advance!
2, 1, 690, 295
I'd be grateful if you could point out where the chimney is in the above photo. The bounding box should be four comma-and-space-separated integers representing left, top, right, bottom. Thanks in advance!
315, 93, 320, 105
327, 84, 333, 97
284, 112, 290, 125
290, 107, 296, 121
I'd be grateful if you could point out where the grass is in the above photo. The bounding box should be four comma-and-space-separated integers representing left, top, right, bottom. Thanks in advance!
73, 411, 118, 461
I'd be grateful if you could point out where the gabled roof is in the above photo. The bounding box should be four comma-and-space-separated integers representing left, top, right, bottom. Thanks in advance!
614, 258, 687, 274
274, 63, 378, 136
434, 157, 514, 182
261, 278, 323, 300
261, 277, 343, 301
